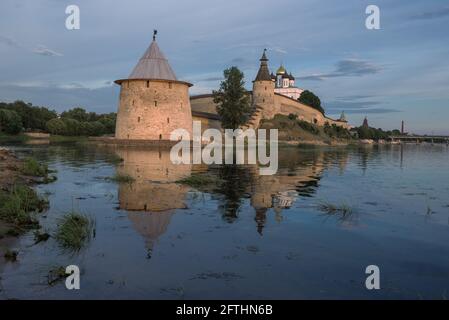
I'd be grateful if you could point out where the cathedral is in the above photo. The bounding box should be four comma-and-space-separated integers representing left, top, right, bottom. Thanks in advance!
271, 64, 304, 100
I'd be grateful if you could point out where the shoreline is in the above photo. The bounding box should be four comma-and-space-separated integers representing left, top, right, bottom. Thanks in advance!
0, 147, 51, 272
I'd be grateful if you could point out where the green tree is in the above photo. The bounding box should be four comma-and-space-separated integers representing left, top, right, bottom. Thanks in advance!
46, 118, 67, 135
0, 100, 57, 131
298, 90, 325, 114
61, 107, 90, 122
0, 109, 22, 134
98, 113, 116, 134
62, 118, 81, 136
213, 66, 251, 130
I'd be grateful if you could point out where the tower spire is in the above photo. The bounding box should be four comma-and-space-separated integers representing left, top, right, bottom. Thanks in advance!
254, 49, 271, 81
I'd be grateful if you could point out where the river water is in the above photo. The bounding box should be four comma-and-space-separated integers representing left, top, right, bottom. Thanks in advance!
1, 141, 449, 299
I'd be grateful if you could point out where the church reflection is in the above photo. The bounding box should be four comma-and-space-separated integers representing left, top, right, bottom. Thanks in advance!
114, 147, 349, 246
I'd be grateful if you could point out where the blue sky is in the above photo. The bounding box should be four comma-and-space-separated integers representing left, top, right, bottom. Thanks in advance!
0, 0, 448, 134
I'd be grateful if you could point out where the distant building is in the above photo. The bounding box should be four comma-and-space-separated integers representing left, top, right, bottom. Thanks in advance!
271, 64, 304, 100
362, 117, 369, 128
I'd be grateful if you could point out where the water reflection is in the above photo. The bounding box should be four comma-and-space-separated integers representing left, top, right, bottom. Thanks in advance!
115, 147, 191, 211
114, 147, 191, 252
115, 146, 350, 237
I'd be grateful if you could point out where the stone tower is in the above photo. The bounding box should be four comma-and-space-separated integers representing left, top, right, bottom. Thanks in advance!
114, 31, 193, 140
252, 49, 276, 120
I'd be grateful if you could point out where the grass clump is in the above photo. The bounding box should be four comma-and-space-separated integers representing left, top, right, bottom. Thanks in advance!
34, 230, 51, 244
4, 249, 18, 262
20, 157, 57, 184
317, 201, 354, 220
177, 174, 217, 188
0, 185, 48, 228
47, 266, 68, 285
109, 173, 135, 183
21, 157, 48, 177
55, 212, 94, 252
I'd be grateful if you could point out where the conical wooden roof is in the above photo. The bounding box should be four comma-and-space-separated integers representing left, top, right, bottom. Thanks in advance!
128, 40, 177, 81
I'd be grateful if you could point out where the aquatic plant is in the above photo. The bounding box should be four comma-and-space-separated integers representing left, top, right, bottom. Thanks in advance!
109, 173, 135, 183
0, 184, 48, 228
47, 266, 68, 285
4, 249, 18, 262
176, 174, 217, 188
55, 211, 95, 252
317, 201, 354, 220
21, 157, 49, 177
109, 154, 124, 164
34, 230, 51, 244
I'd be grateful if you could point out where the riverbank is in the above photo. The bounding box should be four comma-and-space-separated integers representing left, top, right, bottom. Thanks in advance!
0, 148, 51, 268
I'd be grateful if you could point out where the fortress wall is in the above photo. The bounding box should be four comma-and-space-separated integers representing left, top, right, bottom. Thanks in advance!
115, 80, 192, 140
190, 93, 349, 129
189, 95, 219, 114
192, 115, 222, 134
275, 94, 325, 125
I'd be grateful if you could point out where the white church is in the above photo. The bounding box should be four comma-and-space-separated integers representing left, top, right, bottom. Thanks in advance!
270, 64, 304, 100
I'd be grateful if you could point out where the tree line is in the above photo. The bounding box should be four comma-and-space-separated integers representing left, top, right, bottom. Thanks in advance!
355, 126, 401, 140
0, 101, 116, 136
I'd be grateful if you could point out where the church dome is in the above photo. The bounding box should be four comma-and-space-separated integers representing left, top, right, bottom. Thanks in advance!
276, 65, 286, 74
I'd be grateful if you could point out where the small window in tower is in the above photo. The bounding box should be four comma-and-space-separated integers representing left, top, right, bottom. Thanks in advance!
146, 81, 149, 88
180, 102, 183, 108
132, 100, 135, 106
265, 86, 267, 91
263, 99, 265, 103
169, 82, 172, 89
159, 134, 162, 140
167, 117, 170, 124
138, 117, 140, 123
154, 101, 157, 107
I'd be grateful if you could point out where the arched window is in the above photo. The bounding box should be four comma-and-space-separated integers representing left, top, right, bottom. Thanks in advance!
154, 101, 157, 107
146, 81, 149, 88
159, 134, 162, 140
138, 117, 140, 123
167, 118, 170, 124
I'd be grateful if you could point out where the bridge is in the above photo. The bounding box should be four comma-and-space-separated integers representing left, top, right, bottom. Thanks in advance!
389, 135, 449, 144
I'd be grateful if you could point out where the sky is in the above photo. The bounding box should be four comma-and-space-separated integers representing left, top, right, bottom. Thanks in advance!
0, 0, 448, 134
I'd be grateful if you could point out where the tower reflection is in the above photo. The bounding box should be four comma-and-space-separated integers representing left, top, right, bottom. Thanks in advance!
114, 147, 191, 252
